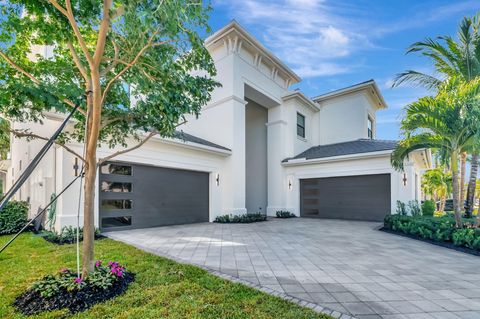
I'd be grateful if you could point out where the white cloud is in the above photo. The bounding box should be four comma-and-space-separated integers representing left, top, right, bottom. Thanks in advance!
215, 0, 478, 79
215, 0, 371, 78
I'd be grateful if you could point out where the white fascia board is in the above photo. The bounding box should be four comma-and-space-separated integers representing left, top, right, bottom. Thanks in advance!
152, 135, 232, 157
282, 149, 393, 167
282, 91, 320, 112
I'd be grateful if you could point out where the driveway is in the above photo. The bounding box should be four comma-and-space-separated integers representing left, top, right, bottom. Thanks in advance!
106, 218, 480, 319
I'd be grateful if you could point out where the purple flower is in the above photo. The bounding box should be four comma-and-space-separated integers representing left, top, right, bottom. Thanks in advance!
95, 260, 102, 268
74, 277, 83, 284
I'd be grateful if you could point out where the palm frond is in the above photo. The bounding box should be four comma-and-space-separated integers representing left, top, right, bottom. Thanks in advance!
392, 70, 442, 90
391, 133, 445, 171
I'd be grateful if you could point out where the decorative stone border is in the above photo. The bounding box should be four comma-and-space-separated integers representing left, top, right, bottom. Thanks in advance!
106, 234, 355, 319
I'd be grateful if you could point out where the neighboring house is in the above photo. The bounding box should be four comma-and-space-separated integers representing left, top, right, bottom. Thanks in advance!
7, 21, 431, 231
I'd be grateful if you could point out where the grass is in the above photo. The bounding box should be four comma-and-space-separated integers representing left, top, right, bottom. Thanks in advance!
0, 233, 331, 319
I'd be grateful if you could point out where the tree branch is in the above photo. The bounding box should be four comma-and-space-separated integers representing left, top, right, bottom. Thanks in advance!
100, 39, 119, 77
98, 131, 157, 164
67, 41, 89, 81
0, 50, 87, 116
93, 0, 113, 67
10, 129, 85, 161
101, 29, 164, 104
49, 0, 94, 67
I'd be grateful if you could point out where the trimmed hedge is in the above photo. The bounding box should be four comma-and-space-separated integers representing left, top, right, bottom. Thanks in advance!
40, 226, 103, 245
383, 214, 479, 251
0, 201, 29, 235
276, 210, 296, 218
214, 213, 267, 223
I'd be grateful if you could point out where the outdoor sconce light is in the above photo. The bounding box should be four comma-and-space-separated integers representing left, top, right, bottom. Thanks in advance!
402, 173, 407, 186
215, 173, 220, 186
73, 157, 80, 177
288, 179, 292, 190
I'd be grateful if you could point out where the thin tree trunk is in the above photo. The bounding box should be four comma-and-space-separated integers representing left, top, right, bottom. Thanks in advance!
460, 152, 466, 208
466, 153, 478, 218
82, 72, 103, 277
451, 152, 462, 227
82, 151, 96, 277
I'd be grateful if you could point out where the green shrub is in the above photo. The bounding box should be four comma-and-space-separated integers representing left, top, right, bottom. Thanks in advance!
396, 200, 407, 215
452, 228, 480, 250
276, 210, 296, 218
0, 201, 29, 235
421, 200, 435, 216
383, 214, 479, 251
407, 200, 421, 216
214, 213, 267, 223
40, 226, 102, 245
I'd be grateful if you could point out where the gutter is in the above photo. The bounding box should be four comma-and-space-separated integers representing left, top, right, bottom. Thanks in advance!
282, 150, 393, 167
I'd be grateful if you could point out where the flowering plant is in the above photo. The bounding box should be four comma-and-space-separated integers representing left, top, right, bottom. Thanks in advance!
32, 261, 128, 298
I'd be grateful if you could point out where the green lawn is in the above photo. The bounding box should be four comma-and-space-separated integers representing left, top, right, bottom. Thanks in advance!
0, 233, 330, 319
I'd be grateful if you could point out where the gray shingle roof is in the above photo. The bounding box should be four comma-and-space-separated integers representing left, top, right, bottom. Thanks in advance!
173, 131, 231, 152
283, 139, 397, 162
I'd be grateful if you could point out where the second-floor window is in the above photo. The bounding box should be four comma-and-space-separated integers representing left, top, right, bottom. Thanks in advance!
367, 116, 374, 139
297, 112, 305, 138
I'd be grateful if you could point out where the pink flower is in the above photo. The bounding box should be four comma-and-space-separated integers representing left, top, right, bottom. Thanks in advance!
74, 277, 83, 284
60, 268, 69, 273
95, 260, 102, 268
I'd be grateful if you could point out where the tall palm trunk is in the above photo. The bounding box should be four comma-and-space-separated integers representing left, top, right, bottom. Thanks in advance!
451, 152, 463, 227
460, 152, 466, 207
466, 153, 478, 218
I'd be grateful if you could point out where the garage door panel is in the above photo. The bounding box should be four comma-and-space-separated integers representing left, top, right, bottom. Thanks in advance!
99, 162, 209, 231
300, 174, 391, 221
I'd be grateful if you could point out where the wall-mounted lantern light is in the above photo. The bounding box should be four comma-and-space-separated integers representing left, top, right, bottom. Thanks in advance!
288, 179, 292, 190
215, 173, 220, 186
73, 157, 80, 176
402, 173, 407, 186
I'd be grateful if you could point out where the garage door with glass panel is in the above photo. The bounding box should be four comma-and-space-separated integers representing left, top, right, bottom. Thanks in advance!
300, 174, 391, 221
99, 162, 209, 231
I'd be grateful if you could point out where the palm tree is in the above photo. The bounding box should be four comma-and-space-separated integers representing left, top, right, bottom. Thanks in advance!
393, 14, 480, 216
391, 78, 480, 227
422, 168, 452, 212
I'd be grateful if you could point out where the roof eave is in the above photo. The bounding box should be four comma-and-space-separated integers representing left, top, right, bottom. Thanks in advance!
313, 80, 387, 109
282, 91, 320, 112
282, 149, 394, 166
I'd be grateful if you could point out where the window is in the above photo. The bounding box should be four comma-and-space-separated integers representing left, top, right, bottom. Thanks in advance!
297, 112, 305, 138
101, 199, 132, 210
102, 216, 132, 228
101, 181, 132, 193
367, 116, 374, 139
100, 163, 132, 175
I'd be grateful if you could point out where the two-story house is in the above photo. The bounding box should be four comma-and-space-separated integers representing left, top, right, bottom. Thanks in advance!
7, 21, 431, 231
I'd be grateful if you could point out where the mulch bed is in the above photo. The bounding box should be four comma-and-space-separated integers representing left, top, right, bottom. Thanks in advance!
36, 231, 105, 245
380, 227, 480, 257
13, 272, 135, 315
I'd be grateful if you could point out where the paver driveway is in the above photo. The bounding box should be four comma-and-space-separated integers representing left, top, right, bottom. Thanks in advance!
106, 218, 480, 319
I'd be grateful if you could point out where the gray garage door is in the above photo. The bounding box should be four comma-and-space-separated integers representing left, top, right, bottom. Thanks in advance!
99, 162, 209, 231
300, 174, 391, 221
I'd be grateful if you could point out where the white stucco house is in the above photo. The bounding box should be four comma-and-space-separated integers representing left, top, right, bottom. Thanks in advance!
6, 21, 431, 231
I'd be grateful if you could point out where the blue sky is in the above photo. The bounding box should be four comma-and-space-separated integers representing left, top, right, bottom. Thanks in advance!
210, 0, 480, 141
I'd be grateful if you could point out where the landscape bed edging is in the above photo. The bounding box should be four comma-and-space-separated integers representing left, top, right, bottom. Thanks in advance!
380, 227, 480, 257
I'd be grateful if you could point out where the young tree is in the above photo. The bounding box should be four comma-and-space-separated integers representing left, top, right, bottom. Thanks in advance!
0, 0, 219, 276
391, 78, 480, 227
